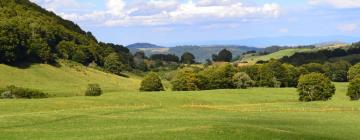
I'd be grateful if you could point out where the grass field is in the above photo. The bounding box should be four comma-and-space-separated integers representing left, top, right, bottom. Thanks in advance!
1, 81, 360, 140
1, 64, 359, 140
241, 48, 312, 64
0, 60, 141, 97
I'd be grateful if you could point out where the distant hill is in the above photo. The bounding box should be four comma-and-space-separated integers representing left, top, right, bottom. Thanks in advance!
127, 43, 165, 49
127, 43, 260, 62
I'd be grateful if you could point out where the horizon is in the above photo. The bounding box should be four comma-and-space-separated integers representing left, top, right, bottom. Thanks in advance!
30, 0, 360, 46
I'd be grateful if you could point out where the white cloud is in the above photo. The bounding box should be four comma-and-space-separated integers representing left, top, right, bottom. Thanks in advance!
309, 0, 360, 9
32, 0, 282, 27
337, 23, 358, 32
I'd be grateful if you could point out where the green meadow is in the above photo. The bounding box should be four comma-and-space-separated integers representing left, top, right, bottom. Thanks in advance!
0, 63, 359, 140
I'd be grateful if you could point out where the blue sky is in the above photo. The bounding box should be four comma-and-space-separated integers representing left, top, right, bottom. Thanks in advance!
30, 0, 360, 47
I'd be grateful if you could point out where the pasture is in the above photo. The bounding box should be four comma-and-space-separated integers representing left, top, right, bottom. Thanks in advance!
1, 82, 359, 140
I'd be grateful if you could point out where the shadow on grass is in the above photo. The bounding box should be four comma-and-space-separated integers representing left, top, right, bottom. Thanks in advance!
3, 61, 61, 69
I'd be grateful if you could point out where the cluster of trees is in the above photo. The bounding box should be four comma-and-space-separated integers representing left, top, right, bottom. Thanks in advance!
132, 51, 197, 72
139, 61, 360, 102
169, 61, 301, 91
0, 0, 135, 76
280, 42, 360, 65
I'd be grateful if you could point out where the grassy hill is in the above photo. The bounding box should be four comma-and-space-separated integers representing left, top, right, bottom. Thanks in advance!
1, 83, 360, 140
0, 60, 141, 97
241, 48, 312, 64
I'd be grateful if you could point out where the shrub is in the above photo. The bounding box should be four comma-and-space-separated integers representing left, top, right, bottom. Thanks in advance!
1, 91, 14, 99
348, 63, 360, 81
347, 77, 360, 100
140, 72, 164, 91
171, 69, 199, 91
2, 85, 48, 99
232, 72, 255, 89
85, 84, 102, 96
297, 73, 335, 102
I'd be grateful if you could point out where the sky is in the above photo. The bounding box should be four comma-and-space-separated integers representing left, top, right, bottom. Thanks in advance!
29, 0, 360, 47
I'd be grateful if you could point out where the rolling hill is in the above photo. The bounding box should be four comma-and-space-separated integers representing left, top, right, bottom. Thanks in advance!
127, 43, 260, 62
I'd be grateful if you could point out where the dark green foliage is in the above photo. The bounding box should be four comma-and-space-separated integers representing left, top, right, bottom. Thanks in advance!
212, 49, 232, 62
85, 84, 102, 96
347, 77, 360, 100
301, 63, 325, 73
280, 42, 360, 65
181, 52, 196, 64
0, 0, 133, 70
282, 64, 301, 87
104, 53, 124, 75
150, 54, 179, 63
140, 72, 164, 92
171, 68, 199, 91
348, 63, 360, 81
198, 64, 236, 90
232, 72, 255, 89
297, 73, 335, 102
2, 85, 48, 99
323, 61, 351, 82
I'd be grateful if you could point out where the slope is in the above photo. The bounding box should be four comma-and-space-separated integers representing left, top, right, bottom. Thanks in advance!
241, 48, 313, 64
0, 60, 141, 97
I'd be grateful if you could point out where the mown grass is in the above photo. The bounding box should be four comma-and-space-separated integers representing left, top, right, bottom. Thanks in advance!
0, 83, 359, 140
0, 60, 141, 97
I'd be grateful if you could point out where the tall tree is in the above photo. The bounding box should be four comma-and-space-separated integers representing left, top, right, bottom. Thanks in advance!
213, 49, 232, 62
181, 52, 195, 64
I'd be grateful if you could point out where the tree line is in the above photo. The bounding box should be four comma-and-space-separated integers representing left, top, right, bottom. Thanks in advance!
140, 60, 360, 101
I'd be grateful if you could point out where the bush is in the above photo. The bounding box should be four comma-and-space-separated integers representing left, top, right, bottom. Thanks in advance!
348, 63, 360, 81
85, 84, 102, 96
347, 77, 360, 100
232, 72, 255, 89
297, 73, 335, 102
171, 69, 199, 91
140, 72, 164, 92
2, 85, 48, 99
1, 91, 14, 99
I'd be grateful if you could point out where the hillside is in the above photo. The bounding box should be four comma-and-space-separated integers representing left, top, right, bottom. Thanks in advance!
0, 0, 133, 72
0, 60, 141, 97
241, 48, 313, 64
239, 43, 353, 65
128, 43, 260, 62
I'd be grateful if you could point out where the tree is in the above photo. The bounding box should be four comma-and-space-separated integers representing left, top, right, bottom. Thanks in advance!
181, 52, 195, 64
323, 61, 351, 82
232, 72, 255, 89
140, 72, 164, 91
171, 68, 199, 91
213, 49, 232, 62
348, 63, 360, 81
347, 77, 360, 100
104, 53, 124, 75
282, 64, 301, 87
301, 63, 325, 73
198, 64, 236, 90
297, 73, 335, 102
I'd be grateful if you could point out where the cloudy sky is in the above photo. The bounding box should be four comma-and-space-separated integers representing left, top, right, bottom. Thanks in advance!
30, 0, 360, 46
